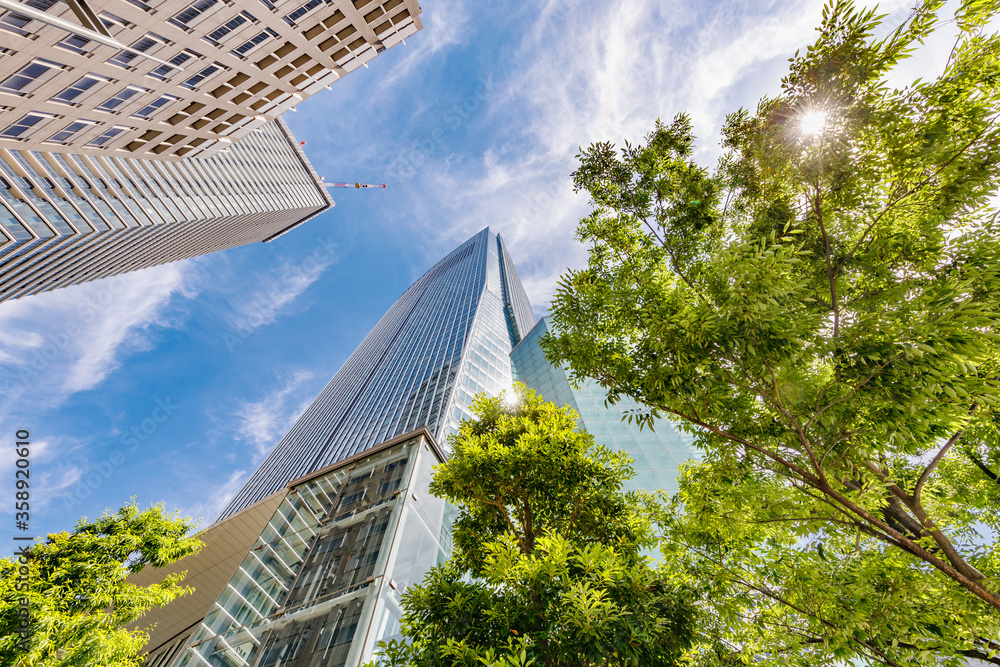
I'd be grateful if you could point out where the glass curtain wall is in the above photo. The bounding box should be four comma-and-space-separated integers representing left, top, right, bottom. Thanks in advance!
510, 318, 700, 493
163, 432, 451, 667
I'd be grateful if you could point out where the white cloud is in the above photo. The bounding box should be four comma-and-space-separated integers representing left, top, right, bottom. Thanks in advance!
188, 369, 317, 525
0, 263, 199, 523
0, 260, 198, 401
233, 369, 315, 462
183, 469, 247, 528
230, 255, 333, 336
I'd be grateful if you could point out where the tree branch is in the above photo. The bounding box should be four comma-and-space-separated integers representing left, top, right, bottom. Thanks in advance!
812, 183, 840, 339
913, 403, 978, 506
965, 448, 1000, 483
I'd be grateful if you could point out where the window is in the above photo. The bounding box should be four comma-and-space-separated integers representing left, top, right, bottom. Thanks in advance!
0, 59, 63, 95
56, 34, 92, 55
203, 12, 255, 45
98, 11, 132, 32
231, 28, 276, 58
180, 62, 226, 90
107, 34, 168, 69
147, 49, 200, 80
86, 125, 131, 147
50, 74, 108, 105
131, 94, 178, 119
1, 112, 55, 139
96, 86, 148, 113
46, 119, 97, 144
169, 0, 217, 29
0, 0, 57, 35
283, 0, 323, 26
124, 0, 153, 12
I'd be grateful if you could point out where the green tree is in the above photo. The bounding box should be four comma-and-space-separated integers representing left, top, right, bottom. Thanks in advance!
374, 387, 696, 667
545, 0, 1000, 664
0, 503, 201, 666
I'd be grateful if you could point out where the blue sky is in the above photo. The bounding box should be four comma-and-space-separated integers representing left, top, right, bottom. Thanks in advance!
0, 0, 948, 539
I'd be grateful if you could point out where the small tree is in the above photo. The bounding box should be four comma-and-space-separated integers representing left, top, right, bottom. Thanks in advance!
0, 502, 201, 666
374, 386, 696, 667
545, 0, 1000, 664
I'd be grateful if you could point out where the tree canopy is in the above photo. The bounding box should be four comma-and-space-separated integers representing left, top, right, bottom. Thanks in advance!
0, 503, 201, 667
545, 0, 1000, 664
374, 387, 696, 667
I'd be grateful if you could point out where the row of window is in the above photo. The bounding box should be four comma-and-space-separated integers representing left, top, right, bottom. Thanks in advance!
0, 56, 206, 127
0, 111, 132, 147
0, 168, 149, 197
0, 121, 328, 264
0, 0, 58, 37
0, 50, 225, 104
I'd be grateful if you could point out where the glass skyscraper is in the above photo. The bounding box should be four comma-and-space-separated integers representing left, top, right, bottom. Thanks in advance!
219, 227, 535, 520
0, 117, 332, 302
510, 317, 699, 493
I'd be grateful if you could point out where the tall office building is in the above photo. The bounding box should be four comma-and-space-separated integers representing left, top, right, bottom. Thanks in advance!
219, 227, 536, 519
0, 0, 421, 159
0, 117, 333, 302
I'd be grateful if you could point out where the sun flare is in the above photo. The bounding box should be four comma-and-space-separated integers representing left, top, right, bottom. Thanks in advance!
800, 110, 827, 136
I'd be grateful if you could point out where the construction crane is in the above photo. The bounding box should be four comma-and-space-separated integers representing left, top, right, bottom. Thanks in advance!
323, 182, 387, 189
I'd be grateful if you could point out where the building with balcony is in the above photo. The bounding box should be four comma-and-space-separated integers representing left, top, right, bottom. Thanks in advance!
0, 0, 421, 159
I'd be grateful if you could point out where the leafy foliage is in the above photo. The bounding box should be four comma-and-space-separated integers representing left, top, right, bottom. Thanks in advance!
0, 503, 201, 666
545, 1, 1000, 664
373, 387, 696, 667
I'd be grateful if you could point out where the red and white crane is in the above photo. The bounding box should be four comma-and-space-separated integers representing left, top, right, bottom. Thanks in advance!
323, 182, 387, 189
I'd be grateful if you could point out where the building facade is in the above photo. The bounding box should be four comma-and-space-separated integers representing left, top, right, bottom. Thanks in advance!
0, 0, 421, 159
134, 428, 451, 667
0, 117, 333, 302
219, 227, 536, 520
510, 317, 699, 493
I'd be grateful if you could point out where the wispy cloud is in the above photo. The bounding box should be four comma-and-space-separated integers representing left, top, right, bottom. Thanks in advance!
186, 369, 316, 525
0, 260, 198, 401
233, 256, 333, 335
0, 263, 199, 523
215, 237, 337, 353
233, 369, 315, 462
183, 469, 248, 528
